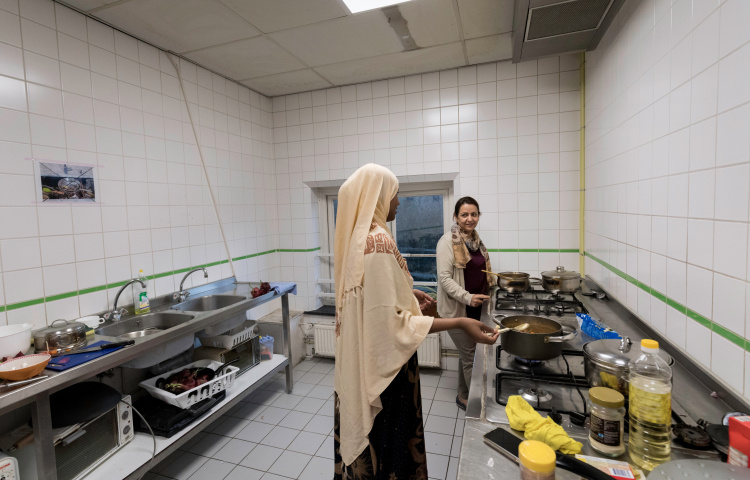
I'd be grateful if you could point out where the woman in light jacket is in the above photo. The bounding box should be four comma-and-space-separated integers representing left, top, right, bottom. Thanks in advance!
436, 197, 495, 410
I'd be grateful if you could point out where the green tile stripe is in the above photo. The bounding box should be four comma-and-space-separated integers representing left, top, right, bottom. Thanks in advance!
0, 248, 319, 313
487, 248, 580, 253
584, 251, 750, 352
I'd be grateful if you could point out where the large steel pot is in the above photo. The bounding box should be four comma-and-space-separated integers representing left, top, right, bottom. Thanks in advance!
540, 266, 582, 294
496, 272, 542, 294
582, 337, 674, 397
32, 319, 87, 354
494, 315, 578, 360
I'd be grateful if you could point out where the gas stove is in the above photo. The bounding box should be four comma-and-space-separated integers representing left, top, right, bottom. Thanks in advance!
494, 287, 588, 317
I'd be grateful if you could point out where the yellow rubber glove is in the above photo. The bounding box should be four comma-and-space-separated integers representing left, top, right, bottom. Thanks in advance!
505, 395, 583, 455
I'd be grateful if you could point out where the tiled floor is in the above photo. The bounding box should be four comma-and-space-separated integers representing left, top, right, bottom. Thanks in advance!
145, 357, 464, 480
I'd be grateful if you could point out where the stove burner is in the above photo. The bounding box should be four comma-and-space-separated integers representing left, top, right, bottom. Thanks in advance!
520, 387, 553, 403
514, 357, 543, 366
672, 424, 712, 449
504, 292, 524, 298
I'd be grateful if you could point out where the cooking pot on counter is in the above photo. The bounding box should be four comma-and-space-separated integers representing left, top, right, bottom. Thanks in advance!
582, 337, 674, 396
495, 272, 541, 294
540, 266, 582, 294
33, 319, 88, 355
494, 315, 578, 360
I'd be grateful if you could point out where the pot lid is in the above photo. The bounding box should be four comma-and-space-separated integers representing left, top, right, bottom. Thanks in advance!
583, 338, 673, 367
33, 319, 87, 339
541, 266, 581, 279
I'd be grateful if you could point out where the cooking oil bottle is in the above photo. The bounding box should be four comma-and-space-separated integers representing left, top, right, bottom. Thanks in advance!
628, 339, 672, 471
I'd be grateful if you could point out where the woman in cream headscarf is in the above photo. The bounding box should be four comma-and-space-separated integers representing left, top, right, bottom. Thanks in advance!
333, 164, 498, 479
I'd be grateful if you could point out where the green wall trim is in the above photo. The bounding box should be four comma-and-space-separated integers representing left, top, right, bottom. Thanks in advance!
487, 248, 579, 253
0, 247, 319, 314
584, 252, 750, 352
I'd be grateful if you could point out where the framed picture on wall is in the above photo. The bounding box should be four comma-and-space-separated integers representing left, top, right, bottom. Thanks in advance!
34, 161, 97, 203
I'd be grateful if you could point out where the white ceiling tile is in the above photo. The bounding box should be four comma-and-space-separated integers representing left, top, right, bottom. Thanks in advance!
465, 33, 513, 64
315, 43, 466, 86
399, 0, 460, 47
457, 0, 514, 39
92, 0, 260, 53
243, 69, 332, 97
56, 0, 120, 11
219, 0, 348, 33
269, 10, 403, 66
185, 37, 305, 80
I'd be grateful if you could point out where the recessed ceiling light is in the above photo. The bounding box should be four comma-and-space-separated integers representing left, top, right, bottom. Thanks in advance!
341, 0, 415, 14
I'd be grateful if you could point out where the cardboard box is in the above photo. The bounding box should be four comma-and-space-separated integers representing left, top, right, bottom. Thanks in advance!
729, 415, 750, 467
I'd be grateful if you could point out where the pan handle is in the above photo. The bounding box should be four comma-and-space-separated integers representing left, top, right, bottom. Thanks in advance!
529, 277, 542, 285
545, 329, 578, 343
555, 453, 615, 480
491, 313, 506, 327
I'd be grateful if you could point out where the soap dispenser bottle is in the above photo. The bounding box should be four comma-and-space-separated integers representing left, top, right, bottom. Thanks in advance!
133, 269, 151, 314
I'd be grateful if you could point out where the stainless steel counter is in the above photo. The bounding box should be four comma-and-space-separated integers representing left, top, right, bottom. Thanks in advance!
0, 278, 296, 480
458, 276, 749, 479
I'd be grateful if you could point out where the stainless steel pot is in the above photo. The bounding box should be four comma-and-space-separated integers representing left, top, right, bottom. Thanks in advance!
33, 319, 88, 354
496, 272, 542, 294
582, 337, 674, 396
494, 315, 578, 360
540, 266, 582, 294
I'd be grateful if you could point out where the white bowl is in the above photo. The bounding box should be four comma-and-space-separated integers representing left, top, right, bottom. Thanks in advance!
0, 323, 33, 360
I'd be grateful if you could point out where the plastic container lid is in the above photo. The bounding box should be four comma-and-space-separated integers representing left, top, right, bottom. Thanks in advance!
589, 386, 625, 409
641, 339, 659, 350
519, 440, 556, 474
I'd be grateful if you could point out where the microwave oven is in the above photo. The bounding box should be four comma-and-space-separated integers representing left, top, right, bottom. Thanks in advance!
12, 395, 135, 480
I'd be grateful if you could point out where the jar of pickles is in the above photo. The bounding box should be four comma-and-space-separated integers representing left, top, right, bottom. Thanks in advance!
588, 386, 626, 457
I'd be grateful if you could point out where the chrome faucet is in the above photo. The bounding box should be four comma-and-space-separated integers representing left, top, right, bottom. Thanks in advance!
104, 278, 147, 321
176, 268, 208, 302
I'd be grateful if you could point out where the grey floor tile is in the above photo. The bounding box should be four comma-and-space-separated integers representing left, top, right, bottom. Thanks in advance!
437, 376, 458, 390
446, 456, 459, 480
249, 389, 283, 405
308, 362, 334, 374
263, 378, 287, 392
260, 473, 293, 480
278, 410, 314, 430
450, 435, 462, 457
425, 432, 453, 456
236, 421, 275, 443
297, 371, 326, 384
315, 436, 335, 459
426, 452, 450, 480
159, 452, 209, 480
224, 465, 264, 480
179, 431, 207, 452
293, 397, 326, 414
429, 400, 458, 418
420, 373, 440, 387
255, 406, 292, 425
316, 398, 334, 417
271, 393, 305, 410
454, 419, 464, 437
212, 418, 251, 438
268, 450, 312, 478
212, 438, 257, 464
421, 386, 436, 399
287, 430, 327, 455
260, 425, 300, 449
303, 414, 333, 435
239, 444, 284, 471
440, 370, 458, 378
188, 433, 232, 457
298, 456, 332, 480
290, 381, 315, 396
187, 458, 235, 480
433, 387, 455, 402
317, 374, 334, 386
306, 384, 333, 400
233, 402, 268, 420
425, 415, 457, 436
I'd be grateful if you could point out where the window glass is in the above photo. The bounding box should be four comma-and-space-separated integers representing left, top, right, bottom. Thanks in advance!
395, 195, 444, 282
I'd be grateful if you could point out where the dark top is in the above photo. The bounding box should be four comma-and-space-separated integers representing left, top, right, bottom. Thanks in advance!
464, 248, 488, 295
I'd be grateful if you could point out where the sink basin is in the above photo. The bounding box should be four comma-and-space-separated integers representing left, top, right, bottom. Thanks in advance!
171, 295, 246, 312
96, 311, 194, 339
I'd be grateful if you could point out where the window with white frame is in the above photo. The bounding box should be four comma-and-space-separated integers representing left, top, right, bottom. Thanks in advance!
318, 184, 451, 303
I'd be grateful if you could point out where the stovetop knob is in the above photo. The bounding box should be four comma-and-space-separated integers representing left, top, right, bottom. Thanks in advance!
548, 409, 562, 425
569, 411, 586, 426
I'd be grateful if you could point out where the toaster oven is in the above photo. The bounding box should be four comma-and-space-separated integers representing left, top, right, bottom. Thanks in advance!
11, 395, 135, 480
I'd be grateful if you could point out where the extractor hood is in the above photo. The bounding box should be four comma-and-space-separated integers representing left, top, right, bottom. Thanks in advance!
511, 0, 626, 62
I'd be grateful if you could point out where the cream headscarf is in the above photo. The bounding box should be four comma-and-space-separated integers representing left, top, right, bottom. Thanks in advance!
334, 164, 433, 466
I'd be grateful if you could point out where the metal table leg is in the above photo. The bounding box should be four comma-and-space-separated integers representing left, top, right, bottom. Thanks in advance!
281, 293, 293, 393
32, 392, 57, 480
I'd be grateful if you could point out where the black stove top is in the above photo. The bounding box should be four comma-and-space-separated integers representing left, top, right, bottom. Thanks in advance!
495, 288, 588, 317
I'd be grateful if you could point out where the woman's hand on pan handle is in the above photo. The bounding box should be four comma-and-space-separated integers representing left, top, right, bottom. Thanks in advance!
460, 318, 499, 344
470, 294, 490, 307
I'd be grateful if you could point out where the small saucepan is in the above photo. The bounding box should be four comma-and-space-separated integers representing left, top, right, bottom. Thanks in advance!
487, 271, 542, 294
540, 266, 582, 294
494, 315, 578, 360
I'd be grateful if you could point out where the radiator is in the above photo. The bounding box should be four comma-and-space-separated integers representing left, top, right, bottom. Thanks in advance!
313, 324, 441, 368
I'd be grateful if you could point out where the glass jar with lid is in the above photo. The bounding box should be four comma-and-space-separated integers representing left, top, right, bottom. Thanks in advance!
588, 386, 626, 457
519, 440, 556, 480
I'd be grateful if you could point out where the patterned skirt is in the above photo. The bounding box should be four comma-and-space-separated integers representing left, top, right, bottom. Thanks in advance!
333, 352, 428, 480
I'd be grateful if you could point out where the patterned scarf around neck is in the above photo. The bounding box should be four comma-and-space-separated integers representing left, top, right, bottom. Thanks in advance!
450, 222, 495, 287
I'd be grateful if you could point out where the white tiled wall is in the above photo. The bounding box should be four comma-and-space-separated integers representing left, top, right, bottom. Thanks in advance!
0, 0, 278, 329
273, 56, 583, 311
584, 0, 750, 399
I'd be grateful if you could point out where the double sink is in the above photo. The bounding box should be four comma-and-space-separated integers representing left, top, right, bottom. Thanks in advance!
94, 294, 248, 368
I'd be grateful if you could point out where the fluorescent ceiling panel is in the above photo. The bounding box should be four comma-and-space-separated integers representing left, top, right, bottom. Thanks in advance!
342, 0, 415, 14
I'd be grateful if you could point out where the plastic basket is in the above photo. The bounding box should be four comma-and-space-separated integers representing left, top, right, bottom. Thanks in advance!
576, 313, 622, 340
139, 360, 239, 409
199, 320, 259, 349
